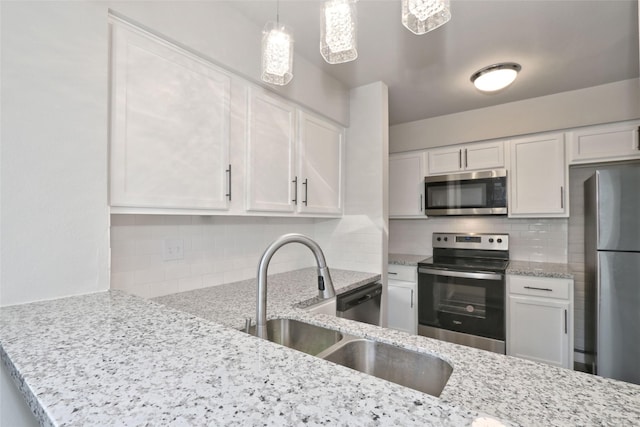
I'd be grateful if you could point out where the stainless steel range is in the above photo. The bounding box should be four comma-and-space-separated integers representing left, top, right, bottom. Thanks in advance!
417, 233, 509, 354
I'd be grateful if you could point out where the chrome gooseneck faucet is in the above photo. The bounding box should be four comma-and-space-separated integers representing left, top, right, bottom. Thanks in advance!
255, 233, 336, 339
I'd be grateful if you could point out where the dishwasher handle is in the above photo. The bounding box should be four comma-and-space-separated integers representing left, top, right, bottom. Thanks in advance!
336, 283, 382, 312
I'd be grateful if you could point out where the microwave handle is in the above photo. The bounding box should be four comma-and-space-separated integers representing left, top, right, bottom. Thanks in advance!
419, 267, 503, 281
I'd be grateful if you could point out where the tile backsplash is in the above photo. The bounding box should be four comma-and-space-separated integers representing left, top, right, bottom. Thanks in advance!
389, 216, 568, 263
110, 215, 320, 299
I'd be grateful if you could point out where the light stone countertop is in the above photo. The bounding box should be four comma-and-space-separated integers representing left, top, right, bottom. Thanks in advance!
506, 260, 574, 279
388, 253, 429, 266
2, 267, 639, 426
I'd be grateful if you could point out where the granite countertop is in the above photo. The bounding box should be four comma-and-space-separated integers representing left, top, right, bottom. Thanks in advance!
2, 268, 639, 426
506, 260, 574, 279
388, 253, 429, 266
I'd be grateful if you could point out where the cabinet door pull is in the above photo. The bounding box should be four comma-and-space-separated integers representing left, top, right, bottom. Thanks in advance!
524, 286, 553, 292
302, 178, 308, 206
560, 186, 564, 209
564, 309, 568, 334
420, 194, 423, 212
410, 289, 414, 308
292, 176, 298, 205
458, 149, 462, 169
637, 126, 640, 150
464, 148, 468, 168
225, 164, 232, 201
388, 272, 398, 275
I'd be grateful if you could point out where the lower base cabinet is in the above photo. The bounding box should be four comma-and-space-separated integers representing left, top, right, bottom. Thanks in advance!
387, 264, 417, 335
507, 275, 574, 369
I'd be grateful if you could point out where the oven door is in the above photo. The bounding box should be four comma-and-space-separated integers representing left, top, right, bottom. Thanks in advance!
418, 267, 505, 342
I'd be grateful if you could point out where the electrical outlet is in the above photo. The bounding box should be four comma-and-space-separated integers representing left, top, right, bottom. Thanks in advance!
163, 238, 184, 261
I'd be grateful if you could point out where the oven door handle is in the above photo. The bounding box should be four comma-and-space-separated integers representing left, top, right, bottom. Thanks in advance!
418, 267, 503, 281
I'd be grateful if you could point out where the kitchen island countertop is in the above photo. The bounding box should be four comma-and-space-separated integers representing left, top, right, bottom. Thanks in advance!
2, 268, 639, 426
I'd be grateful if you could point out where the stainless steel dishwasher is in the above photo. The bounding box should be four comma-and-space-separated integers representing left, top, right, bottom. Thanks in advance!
336, 282, 382, 326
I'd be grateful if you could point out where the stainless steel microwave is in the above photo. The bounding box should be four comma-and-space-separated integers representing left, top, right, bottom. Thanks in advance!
424, 169, 507, 216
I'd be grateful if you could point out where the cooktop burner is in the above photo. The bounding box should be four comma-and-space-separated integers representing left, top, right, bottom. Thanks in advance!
418, 232, 510, 274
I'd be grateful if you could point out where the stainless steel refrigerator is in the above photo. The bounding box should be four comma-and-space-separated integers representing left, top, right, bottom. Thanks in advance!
584, 165, 640, 385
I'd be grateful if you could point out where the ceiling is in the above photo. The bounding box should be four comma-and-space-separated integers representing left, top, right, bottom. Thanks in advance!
228, 0, 639, 126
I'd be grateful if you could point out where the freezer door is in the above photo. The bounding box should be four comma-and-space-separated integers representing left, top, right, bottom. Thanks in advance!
597, 251, 640, 385
596, 167, 640, 251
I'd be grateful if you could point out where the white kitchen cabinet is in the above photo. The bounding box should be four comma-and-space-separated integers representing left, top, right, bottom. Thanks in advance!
387, 264, 417, 334
508, 133, 568, 217
507, 275, 574, 369
427, 140, 505, 175
297, 111, 344, 215
389, 151, 427, 218
567, 120, 640, 164
245, 89, 296, 213
110, 20, 231, 210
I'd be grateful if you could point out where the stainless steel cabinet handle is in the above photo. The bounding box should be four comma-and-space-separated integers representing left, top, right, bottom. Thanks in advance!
458, 149, 462, 169
420, 194, 423, 212
410, 289, 414, 308
225, 164, 232, 201
419, 267, 503, 281
524, 286, 553, 292
637, 126, 640, 150
302, 178, 308, 206
564, 309, 568, 334
560, 186, 564, 209
388, 272, 398, 275
292, 176, 298, 205
464, 148, 468, 168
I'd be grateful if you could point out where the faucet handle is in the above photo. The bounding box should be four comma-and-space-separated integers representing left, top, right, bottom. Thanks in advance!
244, 317, 251, 334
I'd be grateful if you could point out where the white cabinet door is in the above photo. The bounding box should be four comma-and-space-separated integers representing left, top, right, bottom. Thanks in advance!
110, 21, 231, 210
508, 133, 567, 217
508, 296, 571, 368
427, 141, 504, 175
297, 112, 344, 215
246, 89, 296, 212
465, 141, 505, 171
567, 121, 640, 164
427, 146, 464, 175
389, 152, 426, 218
388, 281, 417, 334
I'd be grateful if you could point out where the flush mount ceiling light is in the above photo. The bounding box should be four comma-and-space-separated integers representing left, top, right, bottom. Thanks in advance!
471, 63, 522, 92
401, 0, 451, 35
261, 1, 294, 86
320, 0, 358, 64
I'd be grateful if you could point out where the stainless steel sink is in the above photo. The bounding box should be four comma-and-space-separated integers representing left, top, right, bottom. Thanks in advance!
247, 318, 343, 356
245, 318, 453, 397
319, 338, 453, 397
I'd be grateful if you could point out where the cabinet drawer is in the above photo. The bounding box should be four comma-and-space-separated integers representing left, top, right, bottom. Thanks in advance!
388, 264, 417, 282
508, 275, 571, 300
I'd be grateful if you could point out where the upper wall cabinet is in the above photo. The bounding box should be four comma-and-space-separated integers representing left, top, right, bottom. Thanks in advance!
110, 20, 231, 210
427, 140, 505, 175
245, 89, 296, 213
389, 151, 426, 218
297, 111, 344, 215
566, 120, 640, 164
508, 133, 568, 218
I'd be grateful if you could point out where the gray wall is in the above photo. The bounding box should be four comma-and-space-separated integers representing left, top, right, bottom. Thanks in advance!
390, 78, 640, 153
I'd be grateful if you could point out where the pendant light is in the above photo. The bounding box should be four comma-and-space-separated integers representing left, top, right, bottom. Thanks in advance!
401, 0, 451, 35
320, 0, 358, 64
261, 1, 294, 86
471, 63, 522, 92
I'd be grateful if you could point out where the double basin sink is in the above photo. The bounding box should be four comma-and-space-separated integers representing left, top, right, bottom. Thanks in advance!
246, 318, 452, 397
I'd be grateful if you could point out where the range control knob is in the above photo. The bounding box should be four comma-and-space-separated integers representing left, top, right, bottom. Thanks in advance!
488, 238, 494, 243
437, 237, 441, 242
444, 237, 448, 242
497, 238, 503, 243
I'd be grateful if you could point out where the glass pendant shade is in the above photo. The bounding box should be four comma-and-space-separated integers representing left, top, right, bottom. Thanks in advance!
471, 63, 521, 92
320, 0, 357, 64
401, 0, 451, 35
261, 22, 294, 85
